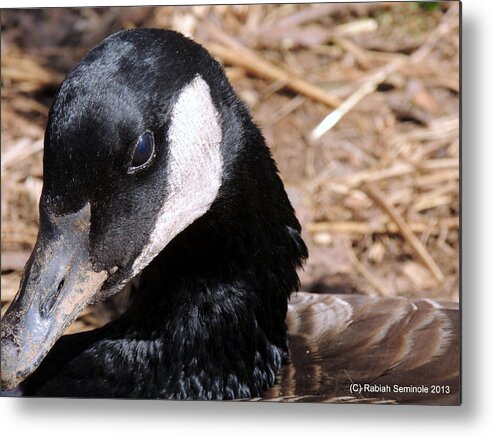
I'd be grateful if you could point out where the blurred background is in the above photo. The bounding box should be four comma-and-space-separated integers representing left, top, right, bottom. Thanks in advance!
1, 2, 459, 333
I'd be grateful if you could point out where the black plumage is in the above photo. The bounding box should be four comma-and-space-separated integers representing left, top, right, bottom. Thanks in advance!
2, 29, 307, 399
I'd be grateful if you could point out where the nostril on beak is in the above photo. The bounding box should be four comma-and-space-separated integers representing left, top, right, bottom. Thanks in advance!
40, 278, 65, 318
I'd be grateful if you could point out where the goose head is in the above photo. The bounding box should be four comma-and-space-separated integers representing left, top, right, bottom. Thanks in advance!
1, 29, 307, 395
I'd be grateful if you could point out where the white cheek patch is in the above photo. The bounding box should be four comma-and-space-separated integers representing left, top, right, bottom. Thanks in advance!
131, 75, 223, 275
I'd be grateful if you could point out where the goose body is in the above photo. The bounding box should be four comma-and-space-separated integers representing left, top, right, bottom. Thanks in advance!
0, 29, 459, 403
266, 293, 459, 404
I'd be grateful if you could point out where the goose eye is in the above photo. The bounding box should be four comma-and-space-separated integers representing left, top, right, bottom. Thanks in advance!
129, 131, 155, 173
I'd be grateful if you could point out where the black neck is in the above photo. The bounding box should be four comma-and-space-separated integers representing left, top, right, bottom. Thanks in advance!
120, 126, 307, 398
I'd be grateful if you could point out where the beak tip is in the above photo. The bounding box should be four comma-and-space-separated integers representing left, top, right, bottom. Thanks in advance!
1, 337, 22, 390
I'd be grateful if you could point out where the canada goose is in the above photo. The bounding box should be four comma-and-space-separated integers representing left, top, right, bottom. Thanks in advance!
0, 29, 459, 403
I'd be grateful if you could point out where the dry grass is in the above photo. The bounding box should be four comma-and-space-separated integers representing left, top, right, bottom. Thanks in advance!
0, 3, 460, 331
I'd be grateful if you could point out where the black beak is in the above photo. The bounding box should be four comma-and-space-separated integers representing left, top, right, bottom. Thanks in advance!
1, 203, 108, 390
